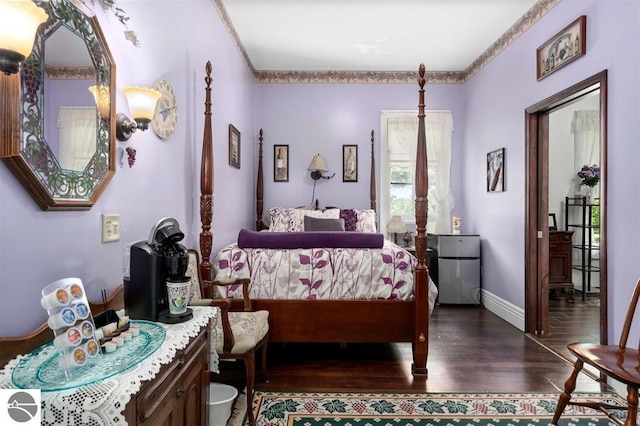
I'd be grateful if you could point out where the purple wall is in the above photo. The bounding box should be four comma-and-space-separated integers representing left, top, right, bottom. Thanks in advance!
462, 0, 640, 337
0, 0, 256, 336
256, 83, 465, 216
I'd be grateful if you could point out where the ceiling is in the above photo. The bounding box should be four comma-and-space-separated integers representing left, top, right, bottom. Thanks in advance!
215, 0, 552, 82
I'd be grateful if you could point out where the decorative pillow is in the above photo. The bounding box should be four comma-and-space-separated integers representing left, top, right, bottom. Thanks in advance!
304, 216, 345, 232
339, 209, 358, 232
268, 207, 339, 232
356, 209, 377, 233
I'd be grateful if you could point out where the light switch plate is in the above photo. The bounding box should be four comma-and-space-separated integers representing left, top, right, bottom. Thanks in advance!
102, 213, 120, 243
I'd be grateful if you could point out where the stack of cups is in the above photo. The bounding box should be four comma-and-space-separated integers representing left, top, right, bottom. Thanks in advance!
41, 278, 101, 377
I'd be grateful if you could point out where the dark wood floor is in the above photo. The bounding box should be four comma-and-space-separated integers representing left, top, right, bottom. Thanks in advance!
218, 303, 609, 394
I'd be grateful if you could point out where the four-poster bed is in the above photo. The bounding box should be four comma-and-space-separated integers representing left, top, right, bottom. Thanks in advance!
199, 62, 432, 375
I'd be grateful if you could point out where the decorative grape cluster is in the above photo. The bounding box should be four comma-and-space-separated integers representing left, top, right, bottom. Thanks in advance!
125, 147, 136, 168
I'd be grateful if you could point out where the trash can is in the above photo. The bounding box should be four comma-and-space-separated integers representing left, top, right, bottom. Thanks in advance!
208, 383, 238, 425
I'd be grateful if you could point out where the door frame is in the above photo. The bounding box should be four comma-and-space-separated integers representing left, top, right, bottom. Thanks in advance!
524, 70, 608, 342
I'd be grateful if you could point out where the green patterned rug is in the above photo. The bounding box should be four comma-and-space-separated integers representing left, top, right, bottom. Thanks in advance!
244, 391, 627, 425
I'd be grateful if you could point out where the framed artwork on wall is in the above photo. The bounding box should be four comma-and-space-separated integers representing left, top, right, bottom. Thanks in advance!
229, 124, 240, 169
536, 15, 586, 80
487, 148, 505, 192
549, 213, 558, 231
274, 145, 289, 182
342, 145, 357, 182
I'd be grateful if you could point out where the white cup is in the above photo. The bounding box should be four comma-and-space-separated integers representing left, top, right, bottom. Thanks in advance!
166, 277, 191, 315
59, 346, 88, 369
47, 307, 77, 330
41, 287, 71, 310
53, 326, 82, 350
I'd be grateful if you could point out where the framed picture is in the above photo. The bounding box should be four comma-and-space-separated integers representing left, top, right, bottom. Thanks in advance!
487, 148, 505, 192
537, 15, 586, 80
274, 145, 289, 182
342, 145, 358, 182
229, 124, 240, 169
549, 213, 558, 231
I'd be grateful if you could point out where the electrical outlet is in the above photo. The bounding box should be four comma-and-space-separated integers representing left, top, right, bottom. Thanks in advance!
102, 213, 120, 243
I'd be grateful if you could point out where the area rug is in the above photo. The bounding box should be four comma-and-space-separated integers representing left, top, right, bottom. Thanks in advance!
238, 391, 627, 425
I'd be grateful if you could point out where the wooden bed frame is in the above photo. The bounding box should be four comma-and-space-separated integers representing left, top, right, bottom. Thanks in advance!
197, 62, 430, 375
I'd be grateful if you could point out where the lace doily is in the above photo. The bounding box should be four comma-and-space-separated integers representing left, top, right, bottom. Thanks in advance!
0, 306, 219, 426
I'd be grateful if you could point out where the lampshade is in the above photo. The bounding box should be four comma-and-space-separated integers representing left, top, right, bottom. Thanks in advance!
89, 85, 110, 119
123, 86, 161, 123
307, 154, 328, 172
386, 215, 407, 233
0, 0, 49, 75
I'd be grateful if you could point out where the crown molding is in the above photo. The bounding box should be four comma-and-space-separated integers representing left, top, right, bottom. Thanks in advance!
213, 0, 561, 84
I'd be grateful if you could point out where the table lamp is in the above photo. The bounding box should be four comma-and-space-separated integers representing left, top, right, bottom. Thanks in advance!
386, 215, 407, 244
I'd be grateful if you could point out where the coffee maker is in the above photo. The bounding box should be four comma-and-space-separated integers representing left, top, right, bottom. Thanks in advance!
124, 218, 193, 323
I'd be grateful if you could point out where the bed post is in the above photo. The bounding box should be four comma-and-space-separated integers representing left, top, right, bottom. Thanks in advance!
370, 130, 377, 212
412, 63, 429, 376
199, 61, 214, 282
256, 129, 265, 231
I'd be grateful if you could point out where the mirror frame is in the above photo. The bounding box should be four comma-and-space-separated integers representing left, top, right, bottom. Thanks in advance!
0, 0, 115, 211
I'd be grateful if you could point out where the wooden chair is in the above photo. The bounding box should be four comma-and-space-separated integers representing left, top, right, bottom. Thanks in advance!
186, 249, 269, 426
552, 277, 640, 426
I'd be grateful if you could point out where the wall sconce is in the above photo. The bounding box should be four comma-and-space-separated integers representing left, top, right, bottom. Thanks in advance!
307, 154, 335, 180
306, 153, 335, 205
88, 85, 110, 120
0, 0, 49, 75
116, 86, 161, 141
386, 215, 407, 245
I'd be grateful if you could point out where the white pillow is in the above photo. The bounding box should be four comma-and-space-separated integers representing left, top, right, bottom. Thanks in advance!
356, 209, 377, 233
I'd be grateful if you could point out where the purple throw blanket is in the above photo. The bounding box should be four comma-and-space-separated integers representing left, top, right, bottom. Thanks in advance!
237, 228, 384, 249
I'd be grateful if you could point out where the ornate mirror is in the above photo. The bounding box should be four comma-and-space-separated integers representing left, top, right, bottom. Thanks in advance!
0, 0, 115, 210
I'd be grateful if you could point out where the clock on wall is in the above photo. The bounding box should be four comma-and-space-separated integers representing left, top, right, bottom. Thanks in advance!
151, 79, 178, 140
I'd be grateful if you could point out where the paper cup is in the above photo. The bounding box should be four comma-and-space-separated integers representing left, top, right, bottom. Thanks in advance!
41, 287, 70, 310
53, 326, 82, 350
47, 307, 77, 330
166, 277, 191, 315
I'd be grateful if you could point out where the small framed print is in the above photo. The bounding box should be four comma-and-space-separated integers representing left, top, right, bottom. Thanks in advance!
342, 145, 357, 182
549, 213, 558, 231
537, 15, 586, 80
274, 145, 289, 182
487, 148, 505, 192
229, 124, 240, 169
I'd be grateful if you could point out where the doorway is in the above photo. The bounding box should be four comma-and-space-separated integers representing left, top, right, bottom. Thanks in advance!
524, 71, 608, 350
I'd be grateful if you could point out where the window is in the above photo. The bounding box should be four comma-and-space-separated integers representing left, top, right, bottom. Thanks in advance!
380, 110, 454, 235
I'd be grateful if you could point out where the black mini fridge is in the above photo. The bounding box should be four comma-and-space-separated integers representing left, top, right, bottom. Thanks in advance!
428, 234, 481, 305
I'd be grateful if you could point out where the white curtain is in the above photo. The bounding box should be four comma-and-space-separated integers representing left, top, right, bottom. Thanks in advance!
425, 112, 454, 234
384, 111, 454, 234
571, 110, 600, 172
58, 106, 98, 171
570, 109, 600, 255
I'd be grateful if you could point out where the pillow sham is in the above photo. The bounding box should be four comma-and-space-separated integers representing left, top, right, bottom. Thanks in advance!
304, 216, 345, 232
355, 209, 377, 233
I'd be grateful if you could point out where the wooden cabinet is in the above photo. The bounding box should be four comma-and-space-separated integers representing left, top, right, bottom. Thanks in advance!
124, 320, 211, 426
549, 231, 574, 302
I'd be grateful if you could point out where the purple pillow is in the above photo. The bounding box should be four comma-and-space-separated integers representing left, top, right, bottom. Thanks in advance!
237, 229, 384, 249
304, 216, 345, 232
340, 209, 358, 232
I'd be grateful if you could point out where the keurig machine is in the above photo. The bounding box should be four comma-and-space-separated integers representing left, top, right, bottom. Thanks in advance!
124, 217, 193, 323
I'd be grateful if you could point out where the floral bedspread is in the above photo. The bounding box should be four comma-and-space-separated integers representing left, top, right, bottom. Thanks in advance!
212, 240, 417, 301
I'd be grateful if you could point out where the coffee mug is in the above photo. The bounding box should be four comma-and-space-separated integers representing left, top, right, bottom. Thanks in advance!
166, 277, 191, 315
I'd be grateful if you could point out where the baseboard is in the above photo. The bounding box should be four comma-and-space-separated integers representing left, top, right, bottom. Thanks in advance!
480, 289, 525, 331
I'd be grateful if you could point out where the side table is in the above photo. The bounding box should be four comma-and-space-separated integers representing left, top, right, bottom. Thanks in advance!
0, 306, 218, 426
